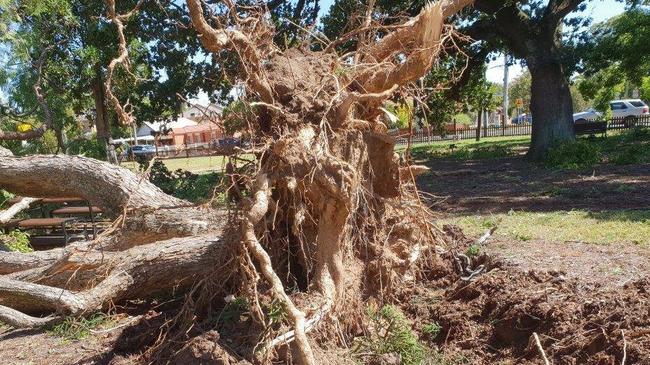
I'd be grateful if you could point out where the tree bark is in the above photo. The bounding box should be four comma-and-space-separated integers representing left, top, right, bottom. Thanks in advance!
0, 233, 226, 317
0, 155, 184, 213
92, 65, 111, 141
527, 55, 575, 160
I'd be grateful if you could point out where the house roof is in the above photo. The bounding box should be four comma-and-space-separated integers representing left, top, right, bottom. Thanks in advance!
172, 121, 221, 135
138, 117, 198, 136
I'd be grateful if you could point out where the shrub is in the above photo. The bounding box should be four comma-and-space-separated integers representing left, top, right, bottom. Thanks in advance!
545, 139, 602, 169
622, 127, 650, 142
147, 160, 221, 203
353, 305, 426, 365
1, 230, 32, 252
465, 245, 480, 257
610, 143, 650, 165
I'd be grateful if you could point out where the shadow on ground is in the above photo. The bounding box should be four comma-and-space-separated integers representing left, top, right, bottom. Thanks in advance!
416, 156, 650, 218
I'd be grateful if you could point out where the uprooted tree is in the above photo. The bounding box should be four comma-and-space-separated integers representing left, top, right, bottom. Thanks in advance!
0, 0, 472, 362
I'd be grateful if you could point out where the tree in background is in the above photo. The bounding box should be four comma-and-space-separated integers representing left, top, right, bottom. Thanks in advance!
321, 0, 602, 159
579, 8, 650, 111
0, 0, 322, 157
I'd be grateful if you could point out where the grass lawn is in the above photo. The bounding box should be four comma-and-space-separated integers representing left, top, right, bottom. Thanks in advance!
413, 128, 650, 247
121, 155, 252, 174
406, 135, 532, 160
442, 209, 650, 246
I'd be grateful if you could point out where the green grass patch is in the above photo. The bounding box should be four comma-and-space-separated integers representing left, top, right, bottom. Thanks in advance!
49, 313, 113, 341
444, 209, 650, 245
545, 128, 650, 169
121, 154, 253, 174
408, 135, 531, 161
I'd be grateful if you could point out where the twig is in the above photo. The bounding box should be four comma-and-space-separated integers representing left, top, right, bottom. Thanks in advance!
476, 226, 497, 246
621, 329, 627, 365
533, 332, 550, 365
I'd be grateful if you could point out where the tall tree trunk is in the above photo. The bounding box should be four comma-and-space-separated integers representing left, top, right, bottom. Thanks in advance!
527, 55, 575, 160
92, 65, 110, 141
92, 64, 111, 159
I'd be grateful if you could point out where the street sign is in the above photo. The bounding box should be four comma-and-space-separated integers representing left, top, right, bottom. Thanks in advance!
515, 98, 524, 108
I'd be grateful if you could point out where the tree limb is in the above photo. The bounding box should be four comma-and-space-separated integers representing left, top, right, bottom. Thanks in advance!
0, 155, 183, 213
185, 0, 274, 103
0, 197, 39, 224
104, 0, 146, 126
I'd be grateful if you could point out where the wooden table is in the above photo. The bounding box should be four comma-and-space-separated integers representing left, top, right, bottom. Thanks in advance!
41, 197, 86, 204
51, 206, 103, 239
17, 217, 76, 245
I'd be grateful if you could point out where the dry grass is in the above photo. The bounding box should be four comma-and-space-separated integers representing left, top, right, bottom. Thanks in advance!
443, 209, 650, 246
120, 155, 252, 174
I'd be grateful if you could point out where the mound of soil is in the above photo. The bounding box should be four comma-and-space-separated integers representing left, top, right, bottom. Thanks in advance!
405, 230, 650, 364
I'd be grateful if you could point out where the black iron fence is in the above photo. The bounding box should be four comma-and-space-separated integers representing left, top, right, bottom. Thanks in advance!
392, 114, 650, 145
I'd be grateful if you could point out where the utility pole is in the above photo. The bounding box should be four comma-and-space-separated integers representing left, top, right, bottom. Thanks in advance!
503, 53, 510, 126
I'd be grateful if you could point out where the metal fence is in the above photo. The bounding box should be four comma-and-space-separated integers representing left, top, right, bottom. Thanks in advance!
392, 114, 650, 145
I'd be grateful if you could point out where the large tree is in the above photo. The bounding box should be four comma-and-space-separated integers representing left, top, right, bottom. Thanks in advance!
579, 8, 650, 109
0, 1, 473, 363
0, 0, 322, 156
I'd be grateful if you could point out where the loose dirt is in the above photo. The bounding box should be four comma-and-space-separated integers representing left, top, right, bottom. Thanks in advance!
399, 227, 650, 364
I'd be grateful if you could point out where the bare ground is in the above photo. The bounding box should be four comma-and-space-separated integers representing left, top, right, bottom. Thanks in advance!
1, 157, 649, 364
407, 156, 650, 364
418, 157, 650, 214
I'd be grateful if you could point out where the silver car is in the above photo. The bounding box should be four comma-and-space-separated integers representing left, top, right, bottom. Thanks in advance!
574, 99, 649, 126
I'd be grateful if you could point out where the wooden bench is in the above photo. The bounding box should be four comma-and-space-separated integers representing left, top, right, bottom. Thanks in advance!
574, 121, 607, 136
51, 206, 103, 239
41, 197, 86, 204
16, 218, 77, 246
51, 206, 103, 215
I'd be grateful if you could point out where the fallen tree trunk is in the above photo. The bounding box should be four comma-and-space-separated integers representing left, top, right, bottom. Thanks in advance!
0, 155, 183, 213
0, 233, 227, 317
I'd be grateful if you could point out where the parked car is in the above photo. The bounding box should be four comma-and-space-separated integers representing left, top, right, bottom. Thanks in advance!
218, 138, 241, 147
127, 144, 156, 156
512, 113, 532, 124
573, 108, 602, 124
574, 99, 649, 126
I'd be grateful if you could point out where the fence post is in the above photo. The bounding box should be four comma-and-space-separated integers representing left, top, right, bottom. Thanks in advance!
483, 110, 487, 138
475, 109, 482, 142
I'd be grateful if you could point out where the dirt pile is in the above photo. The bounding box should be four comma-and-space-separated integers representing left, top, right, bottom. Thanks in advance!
404, 228, 650, 364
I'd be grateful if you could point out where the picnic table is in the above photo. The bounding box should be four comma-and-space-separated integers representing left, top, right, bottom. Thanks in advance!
1, 196, 106, 248
14, 217, 77, 248
51, 205, 104, 238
